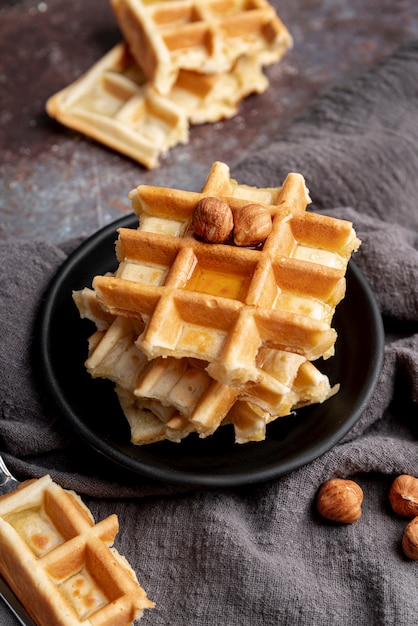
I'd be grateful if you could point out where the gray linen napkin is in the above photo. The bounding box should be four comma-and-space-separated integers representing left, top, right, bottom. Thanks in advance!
1, 40, 418, 625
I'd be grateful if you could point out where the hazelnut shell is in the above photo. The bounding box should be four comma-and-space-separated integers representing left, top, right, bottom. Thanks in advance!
192, 197, 233, 244
389, 474, 418, 518
233, 203, 272, 247
317, 478, 363, 524
402, 516, 418, 559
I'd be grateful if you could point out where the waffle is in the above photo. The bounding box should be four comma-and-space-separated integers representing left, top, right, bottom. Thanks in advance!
110, 0, 293, 94
73, 162, 356, 444
0, 475, 154, 625
46, 42, 269, 168
132, 350, 336, 439
225, 359, 337, 443
82, 312, 335, 444
93, 162, 360, 390
73, 287, 116, 331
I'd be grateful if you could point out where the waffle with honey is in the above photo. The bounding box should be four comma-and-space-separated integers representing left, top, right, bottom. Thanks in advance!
110, 0, 293, 95
93, 162, 360, 390
73, 161, 357, 444
0, 475, 154, 625
46, 42, 269, 169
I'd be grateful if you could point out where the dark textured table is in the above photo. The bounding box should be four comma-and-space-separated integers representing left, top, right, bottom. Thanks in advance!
2, 0, 418, 243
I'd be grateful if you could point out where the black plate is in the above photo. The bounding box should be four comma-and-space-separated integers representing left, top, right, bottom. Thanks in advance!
36, 214, 384, 487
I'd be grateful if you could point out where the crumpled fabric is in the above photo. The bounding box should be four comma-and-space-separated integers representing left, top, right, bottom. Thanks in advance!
0, 40, 418, 626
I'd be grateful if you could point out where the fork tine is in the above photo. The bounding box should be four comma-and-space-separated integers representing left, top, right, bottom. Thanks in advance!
0, 455, 20, 495
0, 575, 38, 626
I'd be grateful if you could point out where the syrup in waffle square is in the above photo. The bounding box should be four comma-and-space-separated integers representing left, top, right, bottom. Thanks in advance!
111, 0, 293, 94
0, 475, 154, 625
46, 42, 269, 168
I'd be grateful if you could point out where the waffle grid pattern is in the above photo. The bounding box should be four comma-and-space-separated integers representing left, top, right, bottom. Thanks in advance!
111, 0, 292, 94
93, 164, 357, 389
0, 476, 153, 625
73, 162, 360, 443
46, 42, 271, 168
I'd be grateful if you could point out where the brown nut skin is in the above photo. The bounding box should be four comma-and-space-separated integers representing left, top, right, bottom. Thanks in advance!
402, 516, 418, 559
317, 478, 363, 524
233, 203, 272, 247
389, 475, 418, 518
192, 197, 234, 244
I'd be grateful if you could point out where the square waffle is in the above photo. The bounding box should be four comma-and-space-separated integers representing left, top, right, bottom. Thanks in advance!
78, 301, 335, 444
92, 162, 360, 390
0, 475, 154, 625
74, 161, 356, 444
132, 351, 336, 438
46, 42, 269, 168
110, 0, 293, 94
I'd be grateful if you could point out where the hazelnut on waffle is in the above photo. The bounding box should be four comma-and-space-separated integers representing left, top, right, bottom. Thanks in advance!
93, 162, 360, 389
0, 475, 154, 625
110, 0, 293, 95
46, 42, 268, 169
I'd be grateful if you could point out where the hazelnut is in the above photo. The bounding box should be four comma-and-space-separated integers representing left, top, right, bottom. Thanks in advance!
317, 478, 363, 524
233, 203, 272, 247
402, 516, 418, 559
192, 197, 233, 244
389, 475, 418, 518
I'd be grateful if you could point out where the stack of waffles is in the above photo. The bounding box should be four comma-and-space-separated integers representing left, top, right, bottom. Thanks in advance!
0, 475, 154, 625
46, 0, 293, 168
73, 162, 361, 445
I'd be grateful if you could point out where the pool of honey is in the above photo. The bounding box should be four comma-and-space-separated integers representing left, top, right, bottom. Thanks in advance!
185, 265, 253, 301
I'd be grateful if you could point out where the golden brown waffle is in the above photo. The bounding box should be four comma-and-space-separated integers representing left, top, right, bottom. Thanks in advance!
46, 43, 187, 169
74, 162, 358, 444
75, 287, 336, 444
133, 351, 336, 439
225, 359, 338, 443
46, 42, 269, 168
73, 287, 115, 331
110, 0, 293, 94
116, 385, 189, 444
93, 162, 360, 389
72, 162, 356, 444
84, 322, 335, 444
0, 475, 154, 625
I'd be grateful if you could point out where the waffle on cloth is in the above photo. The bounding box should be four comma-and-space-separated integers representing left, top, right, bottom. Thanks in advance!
73, 162, 360, 444
110, 0, 293, 95
0, 475, 154, 625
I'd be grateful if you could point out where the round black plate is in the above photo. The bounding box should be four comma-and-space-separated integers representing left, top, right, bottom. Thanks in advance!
36, 214, 384, 487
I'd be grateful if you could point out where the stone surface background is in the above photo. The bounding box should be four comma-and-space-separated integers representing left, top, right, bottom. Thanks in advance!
1, 0, 418, 242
